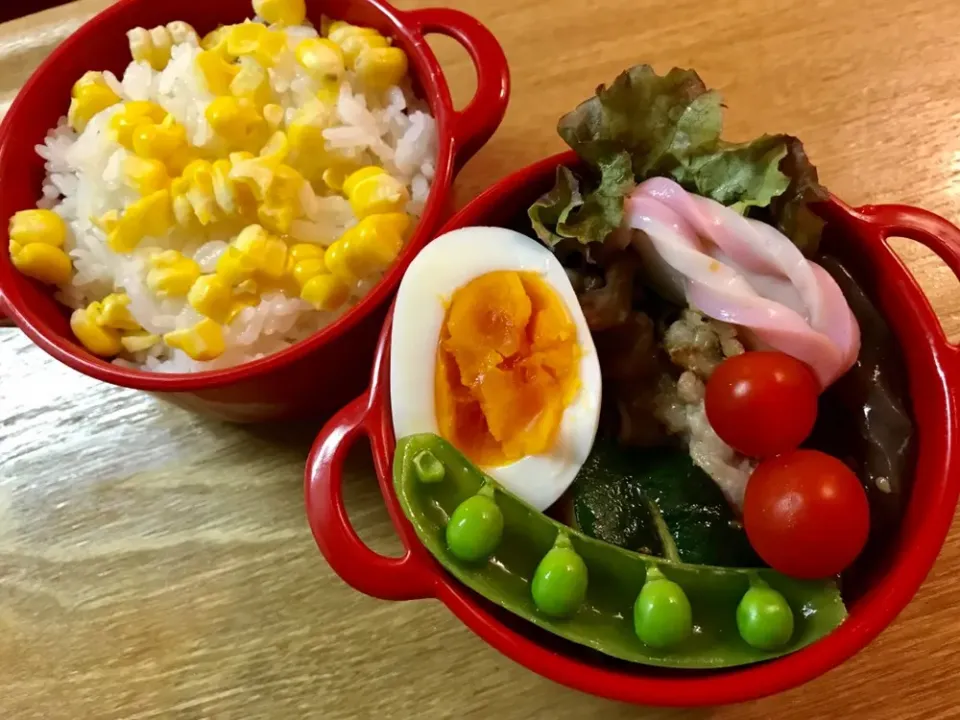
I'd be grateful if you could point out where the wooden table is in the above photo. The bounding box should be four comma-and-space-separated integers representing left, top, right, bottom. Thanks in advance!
2, 1, 959, 717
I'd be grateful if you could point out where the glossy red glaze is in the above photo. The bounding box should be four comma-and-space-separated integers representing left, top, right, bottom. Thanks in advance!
0, 0, 509, 422
306, 151, 960, 706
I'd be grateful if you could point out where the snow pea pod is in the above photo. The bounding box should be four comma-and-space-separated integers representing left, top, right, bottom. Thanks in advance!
394, 433, 847, 670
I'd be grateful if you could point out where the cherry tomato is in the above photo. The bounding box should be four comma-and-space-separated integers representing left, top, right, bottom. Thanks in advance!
705, 351, 819, 458
743, 450, 870, 579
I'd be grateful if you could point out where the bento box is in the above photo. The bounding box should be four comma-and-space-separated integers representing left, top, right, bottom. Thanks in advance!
0, 0, 508, 422
305, 130, 960, 705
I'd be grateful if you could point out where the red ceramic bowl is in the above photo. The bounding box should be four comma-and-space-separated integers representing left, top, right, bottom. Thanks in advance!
0, 0, 509, 422
305, 151, 960, 705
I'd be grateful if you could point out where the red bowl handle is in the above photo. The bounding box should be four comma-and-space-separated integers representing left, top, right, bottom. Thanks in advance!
305, 392, 436, 600
406, 7, 510, 173
853, 203, 960, 367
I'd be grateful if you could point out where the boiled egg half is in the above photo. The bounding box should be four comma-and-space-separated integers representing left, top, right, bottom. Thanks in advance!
390, 227, 602, 511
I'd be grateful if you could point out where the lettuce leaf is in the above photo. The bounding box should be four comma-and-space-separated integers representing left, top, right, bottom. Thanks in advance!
528, 64, 828, 256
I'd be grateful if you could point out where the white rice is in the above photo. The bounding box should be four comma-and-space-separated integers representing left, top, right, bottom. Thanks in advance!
35, 18, 437, 373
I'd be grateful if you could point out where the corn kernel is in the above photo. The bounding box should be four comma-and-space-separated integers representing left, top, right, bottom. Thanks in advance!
254, 0, 307, 26
231, 56, 273, 109
188, 274, 233, 322
342, 166, 384, 196
292, 257, 326, 288
344, 167, 408, 218
226, 22, 287, 67
321, 165, 350, 191
215, 246, 257, 286
98, 293, 141, 331
9, 209, 67, 248
234, 224, 289, 278
226, 297, 256, 323
131, 116, 188, 161
300, 273, 349, 311
168, 21, 200, 45
120, 332, 161, 353
354, 46, 408, 90
181, 160, 220, 226
289, 242, 325, 262
287, 103, 335, 179
295, 38, 345, 79
206, 96, 266, 151
196, 49, 240, 95
123, 156, 171, 196
201, 25, 231, 54
163, 318, 225, 361
327, 24, 389, 67
109, 101, 168, 148
146, 249, 201, 298
317, 77, 341, 106
10, 242, 72, 285
108, 189, 174, 252
93, 209, 120, 234
128, 27, 171, 71
71, 306, 123, 357
263, 103, 285, 129
323, 213, 406, 282
67, 72, 121, 132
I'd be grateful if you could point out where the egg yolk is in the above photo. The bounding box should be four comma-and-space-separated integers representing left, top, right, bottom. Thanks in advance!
435, 270, 581, 468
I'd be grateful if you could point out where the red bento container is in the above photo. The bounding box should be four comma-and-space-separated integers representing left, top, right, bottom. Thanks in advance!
305, 151, 960, 706
0, 0, 509, 422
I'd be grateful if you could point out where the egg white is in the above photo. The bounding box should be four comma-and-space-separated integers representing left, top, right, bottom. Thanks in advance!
390, 227, 602, 511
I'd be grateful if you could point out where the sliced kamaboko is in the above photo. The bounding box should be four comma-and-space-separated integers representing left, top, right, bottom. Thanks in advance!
624, 177, 860, 388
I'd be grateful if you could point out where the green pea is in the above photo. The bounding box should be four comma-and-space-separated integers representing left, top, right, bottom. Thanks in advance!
532, 533, 588, 618
737, 582, 795, 650
445, 486, 503, 563
413, 450, 445, 484
633, 567, 693, 649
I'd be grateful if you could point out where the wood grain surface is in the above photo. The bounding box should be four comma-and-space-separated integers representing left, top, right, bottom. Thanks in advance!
2, 1, 960, 718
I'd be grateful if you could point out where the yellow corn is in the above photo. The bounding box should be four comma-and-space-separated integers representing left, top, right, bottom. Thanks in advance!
123, 156, 171, 196
146, 250, 201, 298
327, 23, 389, 67
196, 49, 240, 95
300, 273, 349, 311
131, 115, 188, 162
226, 22, 287, 67
109, 101, 168, 149
263, 103, 285, 129
287, 103, 335, 180
321, 165, 351, 192
295, 38, 345, 79
201, 25, 231, 55
233, 224, 289, 279
111, 189, 174, 253
10, 242, 72, 286
288, 242, 324, 262
354, 46, 408, 91
163, 318, 225, 361
71, 305, 123, 357
188, 274, 233, 322
10, 209, 67, 248
215, 246, 257, 286
254, 0, 307, 26
120, 332, 161, 353
291, 256, 326, 288
323, 212, 408, 282
181, 159, 220, 226
67, 72, 122, 133
317, 77, 340, 106
231, 56, 274, 110
128, 23, 199, 70
343, 166, 408, 218
98, 293, 141, 331
226, 297, 256, 323
206, 96, 266, 151
258, 165, 303, 235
